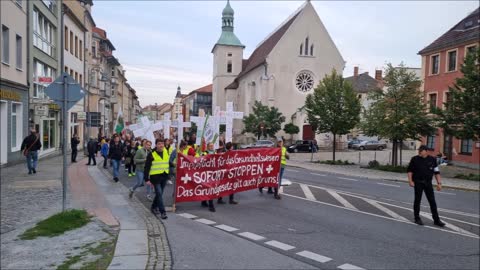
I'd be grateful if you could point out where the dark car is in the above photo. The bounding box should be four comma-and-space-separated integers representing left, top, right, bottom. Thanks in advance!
348, 139, 364, 149
287, 140, 317, 153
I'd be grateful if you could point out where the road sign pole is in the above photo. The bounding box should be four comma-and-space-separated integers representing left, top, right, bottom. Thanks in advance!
62, 74, 68, 212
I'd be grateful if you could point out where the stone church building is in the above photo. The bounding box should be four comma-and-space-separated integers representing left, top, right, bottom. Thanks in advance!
212, 0, 345, 143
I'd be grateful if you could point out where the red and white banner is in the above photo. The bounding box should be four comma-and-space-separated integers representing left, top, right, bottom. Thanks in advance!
175, 148, 281, 202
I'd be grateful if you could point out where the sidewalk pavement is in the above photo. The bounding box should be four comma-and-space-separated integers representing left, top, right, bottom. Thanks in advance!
287, 156, 480, 191
70, 159, 171, 270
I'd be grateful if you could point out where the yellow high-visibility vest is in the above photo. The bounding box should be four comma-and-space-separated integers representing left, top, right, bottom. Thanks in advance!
150, 149, 169, 175
165, 146, 173, 155
281, 147, 287, 166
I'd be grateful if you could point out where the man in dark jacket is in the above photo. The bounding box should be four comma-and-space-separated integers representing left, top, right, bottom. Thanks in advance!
71, 134, 80, 163
86, 137, 97, 166
21, 128, 42, 174
109, 135, 124, 182
144, 139, 169, 219
408, 145, 445, 227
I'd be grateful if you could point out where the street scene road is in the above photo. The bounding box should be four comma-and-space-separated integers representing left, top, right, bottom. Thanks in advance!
114, 162, 479, 270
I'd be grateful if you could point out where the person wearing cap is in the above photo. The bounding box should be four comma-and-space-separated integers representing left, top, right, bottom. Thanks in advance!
407, 145, 445, 227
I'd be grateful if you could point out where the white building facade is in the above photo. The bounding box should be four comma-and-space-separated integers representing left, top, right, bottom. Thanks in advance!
212, 1, 345, 143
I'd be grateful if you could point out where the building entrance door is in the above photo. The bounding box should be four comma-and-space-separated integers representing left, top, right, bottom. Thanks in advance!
41, 118, 56, 154
443, 134, 453, 161
0, 101, 8, 164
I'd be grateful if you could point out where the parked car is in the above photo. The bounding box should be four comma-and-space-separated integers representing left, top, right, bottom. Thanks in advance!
352, 140, 387, 150
347, 139, 364, 149
287, 140, 317, 153
241, 140, 275, 149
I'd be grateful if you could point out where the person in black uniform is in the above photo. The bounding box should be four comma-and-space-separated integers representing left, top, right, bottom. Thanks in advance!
71, 134, 80, 163
407, 145, 445, 227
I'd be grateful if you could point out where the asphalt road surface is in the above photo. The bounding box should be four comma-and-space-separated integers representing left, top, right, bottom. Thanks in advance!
115, 164, 479, 270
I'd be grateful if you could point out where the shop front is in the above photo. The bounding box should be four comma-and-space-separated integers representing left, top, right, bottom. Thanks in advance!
31, 103, 60, 156
0, 82, 29, 166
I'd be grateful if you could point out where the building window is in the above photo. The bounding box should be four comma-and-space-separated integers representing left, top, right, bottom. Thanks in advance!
69, 31, 73, 54
466, 45, 478, 57
2, 25, 9, 64
33, 60, 55, 99
431, 54, 439, 75
32, 11, 55, 56
445, 92, 452, 109
41, 0, 56, 12
70, 69, 73, 77
299, 43, 303, 55
111, 66, 115, 76
310, 45, 314, 56
426, 135, 435, 150
304, 37, 309, 55
74, 72, 78, 82
65, 66, 68, 73
64, 26, 68, 51
11, 103, 22, 151
461, 139, 473, 154
295, 70, 315, 93
16, 35, 22, 69
447, 50, 457, 72
227, 53, 232, 57
79, 40, 83, 60
79, 74, 82, 87
92, 43, 96, 58
429, 93, 437, 112
227, 60, 232, 73
75, 35, 78, 57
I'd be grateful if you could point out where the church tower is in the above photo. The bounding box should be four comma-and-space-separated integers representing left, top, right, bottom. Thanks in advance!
212, 0, 245, 111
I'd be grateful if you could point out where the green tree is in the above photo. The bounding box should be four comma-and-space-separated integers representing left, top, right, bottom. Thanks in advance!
434, 47, 480, 140
362, 63, 435, 166
242, 101, 286, 139
305, 69, 361, 161
283, 122, 300, 145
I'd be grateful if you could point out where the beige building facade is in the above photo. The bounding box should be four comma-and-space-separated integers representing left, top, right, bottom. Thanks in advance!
213, 1, 345, 142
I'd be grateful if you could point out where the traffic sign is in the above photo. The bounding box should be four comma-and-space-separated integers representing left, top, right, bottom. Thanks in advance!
44, 72, 85, 111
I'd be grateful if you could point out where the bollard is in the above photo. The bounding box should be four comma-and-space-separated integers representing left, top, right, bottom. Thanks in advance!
358, 151, 361, 165
374, 151, 377, 161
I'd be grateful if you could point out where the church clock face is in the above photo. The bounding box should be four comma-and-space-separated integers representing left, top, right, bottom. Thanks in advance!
295, 71, 315, 93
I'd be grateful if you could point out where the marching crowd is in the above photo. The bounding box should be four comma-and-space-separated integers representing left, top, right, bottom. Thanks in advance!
79, 133, 289, 220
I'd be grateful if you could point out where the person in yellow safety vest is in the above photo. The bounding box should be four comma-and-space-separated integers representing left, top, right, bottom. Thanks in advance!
201, 142, 217, 212
143, 138, 170, 219
169, 140, 188, 183
185, 140, 200, 157
164, 138, 174, 155
259, 138, 289, 199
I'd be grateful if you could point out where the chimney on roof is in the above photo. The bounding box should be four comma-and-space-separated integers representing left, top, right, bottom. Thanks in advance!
354, 66, 359, 77
375, 70, 382, 81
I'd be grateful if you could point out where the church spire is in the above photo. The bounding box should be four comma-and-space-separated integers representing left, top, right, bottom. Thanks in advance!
214, 0, 244, 49
175, 85, 182, 98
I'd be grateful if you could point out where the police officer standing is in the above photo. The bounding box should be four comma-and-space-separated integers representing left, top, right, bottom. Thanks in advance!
407, 145, 445, 227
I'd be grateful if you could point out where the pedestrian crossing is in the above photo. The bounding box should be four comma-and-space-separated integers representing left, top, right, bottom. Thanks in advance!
282, 182, 479, 239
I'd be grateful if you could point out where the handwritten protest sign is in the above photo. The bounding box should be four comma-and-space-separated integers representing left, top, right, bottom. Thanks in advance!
175, 148, 281, 202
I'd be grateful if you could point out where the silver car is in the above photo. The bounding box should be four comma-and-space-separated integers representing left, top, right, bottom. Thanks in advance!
352, 140, 387, 150
242, 140, 275, 149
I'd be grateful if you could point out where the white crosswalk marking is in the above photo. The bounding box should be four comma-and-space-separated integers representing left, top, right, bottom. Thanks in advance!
238, 232, 265, 241
215, 224, 239, 232
377, 182, 401, 188
264, 240, 295, 251
419, 212, 477, 237
337, 177, 359, 182
288, 169, 300, 173
338, 263, 365, 270
363, 198, 409, 222
296, 250, 332, 263
195, 218, 216, 225
311, 173, 326, 177
177, 213, 197, 219
326, 189, 358, 210
300, 184, 316, 200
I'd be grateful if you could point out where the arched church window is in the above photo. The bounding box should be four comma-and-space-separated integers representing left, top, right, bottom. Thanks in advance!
295, 70, 315, 93
300, 44, 303, 55
227, 60, 232, 73
305, 37, 309, 55
310, 45, 314, 56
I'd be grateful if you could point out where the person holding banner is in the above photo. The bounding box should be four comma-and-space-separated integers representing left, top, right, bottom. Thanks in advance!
201, 142, 216, 212
259, 138, 288, 199
217, 142, 239, 205
144, 139, 170, 219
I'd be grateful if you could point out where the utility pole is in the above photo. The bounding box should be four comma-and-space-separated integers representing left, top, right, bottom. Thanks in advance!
62, 74, 68, 212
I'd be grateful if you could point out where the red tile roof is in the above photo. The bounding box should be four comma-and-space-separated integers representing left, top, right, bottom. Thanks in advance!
93, 27, 107, 39
192, 84, 212, 94
419, 8, 479, 55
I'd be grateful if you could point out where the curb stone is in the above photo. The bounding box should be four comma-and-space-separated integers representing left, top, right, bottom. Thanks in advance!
97, 165, 172, 270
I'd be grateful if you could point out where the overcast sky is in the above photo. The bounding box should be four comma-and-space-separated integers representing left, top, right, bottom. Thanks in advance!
92, 0, 478, 107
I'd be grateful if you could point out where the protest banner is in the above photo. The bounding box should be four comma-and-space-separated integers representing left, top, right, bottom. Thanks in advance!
175, 148, 281, 202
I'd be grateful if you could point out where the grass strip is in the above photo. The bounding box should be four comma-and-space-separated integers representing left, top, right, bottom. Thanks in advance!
19, 209, 91, 240
454, 173, 480, 181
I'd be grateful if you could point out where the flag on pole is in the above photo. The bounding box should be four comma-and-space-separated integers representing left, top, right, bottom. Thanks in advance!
115, 106, 124, 134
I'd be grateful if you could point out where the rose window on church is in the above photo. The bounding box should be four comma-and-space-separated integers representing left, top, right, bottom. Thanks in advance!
295, 71, 314, 92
